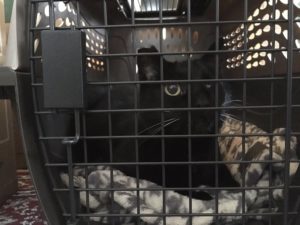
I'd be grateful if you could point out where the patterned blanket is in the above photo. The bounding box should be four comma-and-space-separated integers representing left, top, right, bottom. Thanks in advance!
61, 117, 299, 225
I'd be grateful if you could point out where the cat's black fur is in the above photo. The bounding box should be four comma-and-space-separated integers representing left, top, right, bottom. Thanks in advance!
73, 45, 238, 198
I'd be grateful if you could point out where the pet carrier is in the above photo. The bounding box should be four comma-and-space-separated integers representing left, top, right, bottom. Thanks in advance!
2, 0, 300, 225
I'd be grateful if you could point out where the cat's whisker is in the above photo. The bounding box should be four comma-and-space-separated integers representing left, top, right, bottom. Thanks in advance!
224, 100, 277, 116
150, 127, 162, 136
151, 119, 180, 135
138, 118, 178, 135
139, 118, 179, 135
220, 117, 226, 122
149, 118, 180, 135
220, 113, 233, 119
225, 99, 242, 103
222, 99, 242, 106
220, 113, 240, 121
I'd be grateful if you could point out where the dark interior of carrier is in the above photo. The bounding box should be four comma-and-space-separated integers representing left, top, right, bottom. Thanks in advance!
27, 0, 300, 225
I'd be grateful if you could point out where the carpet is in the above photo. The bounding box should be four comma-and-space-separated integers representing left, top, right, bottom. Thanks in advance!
0, 170, 48, 225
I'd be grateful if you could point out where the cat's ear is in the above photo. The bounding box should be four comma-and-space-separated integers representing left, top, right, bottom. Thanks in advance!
137, 46, 160, 80
198, 39, 224, 78
201, 39, 223, 63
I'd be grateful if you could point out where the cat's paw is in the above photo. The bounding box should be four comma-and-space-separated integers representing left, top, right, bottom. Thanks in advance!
74, 175, 86, 188
79, 191, 101, 209
60, 173, 86, 188
60, 173, 69, 187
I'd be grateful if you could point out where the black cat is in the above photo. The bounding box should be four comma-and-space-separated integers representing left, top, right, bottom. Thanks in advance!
135, 46, 237, 194
74, 45, 237, 198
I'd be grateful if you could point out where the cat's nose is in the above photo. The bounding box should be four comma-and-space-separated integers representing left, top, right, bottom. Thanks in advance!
194, 96, 210, 107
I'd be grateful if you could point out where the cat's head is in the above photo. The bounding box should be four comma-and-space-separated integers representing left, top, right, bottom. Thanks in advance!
137, 46, 220, 135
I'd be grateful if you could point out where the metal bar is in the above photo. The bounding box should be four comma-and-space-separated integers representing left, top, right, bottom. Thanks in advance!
84, 47, 289, 56
45, 159, 289, 167
82, 113, 91, 224
29, 18, 288, 30
39, 132, 289, 140
214, 0, 220, 224
186, 0, 192, 223
52, 185, 289, 192
268, 1, 277, 224
33, 103, 287, 115
66, 144, 76, 224
32, 77, 288, 87
76, 1, 80, 27
62, 110, 81, 224
283, 0, 294, 224
74, 2, 90, 224
49, 0, 55, 30
60, 105, 288, 113
130, 0, 141, 223
61, 211, 298, 217
31, 47, 290, 58
103, 1, 116, 224
242, 1, 248, 223
158, 1, 166, 225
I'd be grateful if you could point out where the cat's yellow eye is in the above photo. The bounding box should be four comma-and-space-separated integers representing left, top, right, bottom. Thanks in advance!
164, 84, 182, 97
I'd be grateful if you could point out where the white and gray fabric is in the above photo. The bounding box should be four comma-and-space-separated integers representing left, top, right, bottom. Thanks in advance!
61, 117, 299, 225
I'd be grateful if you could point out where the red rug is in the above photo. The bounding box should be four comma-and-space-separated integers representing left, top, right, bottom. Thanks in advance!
0, 170, 48, 225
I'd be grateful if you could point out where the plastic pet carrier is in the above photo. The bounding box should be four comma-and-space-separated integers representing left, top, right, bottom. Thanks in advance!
4, 0, 300, 225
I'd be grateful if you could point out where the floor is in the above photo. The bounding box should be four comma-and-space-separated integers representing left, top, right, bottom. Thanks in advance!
0, 170, 47, 225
